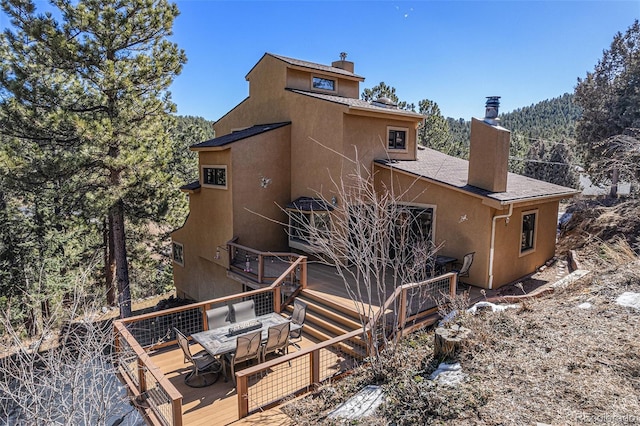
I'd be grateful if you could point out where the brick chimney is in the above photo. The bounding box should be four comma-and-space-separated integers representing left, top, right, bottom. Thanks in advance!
331, 52, 354, 73
467, 97, 511, 193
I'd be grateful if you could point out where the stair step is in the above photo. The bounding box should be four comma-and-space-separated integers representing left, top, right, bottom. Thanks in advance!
286, 296, 363, 331
300, 290, 367, 323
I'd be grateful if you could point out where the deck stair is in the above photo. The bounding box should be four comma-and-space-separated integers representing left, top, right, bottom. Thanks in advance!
284, 289, 368, 358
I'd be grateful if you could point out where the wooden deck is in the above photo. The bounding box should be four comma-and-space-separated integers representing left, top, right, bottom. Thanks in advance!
148, 322, 339, 425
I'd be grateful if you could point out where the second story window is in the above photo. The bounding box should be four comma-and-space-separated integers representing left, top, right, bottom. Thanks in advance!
312, 76, 336, 92
388, 127, 407, 150
202, 165, 227, 188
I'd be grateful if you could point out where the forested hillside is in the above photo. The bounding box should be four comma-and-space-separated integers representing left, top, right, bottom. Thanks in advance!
0, 115, 212, 332
446, 93, 582, 187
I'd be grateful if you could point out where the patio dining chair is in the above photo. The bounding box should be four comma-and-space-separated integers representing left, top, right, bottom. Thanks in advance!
223, 329, 262, 384
206, 305, 230, 330
261, 321, 290, 362
174, 328, 221, 387
230, 300, 256, 323
288, 299, 307, 350
452, 252, 475, 283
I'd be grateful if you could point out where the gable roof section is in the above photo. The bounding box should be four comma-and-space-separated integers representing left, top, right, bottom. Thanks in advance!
268, 53, 365, 80
190, 122, 291, 150
288, 89, 424, 120
375, 148, 579, 205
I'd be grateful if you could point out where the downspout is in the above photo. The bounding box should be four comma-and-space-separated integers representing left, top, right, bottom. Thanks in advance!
488, 203, 513, 289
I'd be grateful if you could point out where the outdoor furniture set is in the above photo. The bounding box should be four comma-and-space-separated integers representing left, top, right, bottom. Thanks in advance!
175, 299, 307, 387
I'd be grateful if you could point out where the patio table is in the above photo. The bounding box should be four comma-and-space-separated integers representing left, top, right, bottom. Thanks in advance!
191, 312, 301, 358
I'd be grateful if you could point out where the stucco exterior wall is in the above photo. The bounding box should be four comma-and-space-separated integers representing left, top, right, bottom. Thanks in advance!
374, 166, 493, 287
231, 125, 291, 251
171, 149, 236, 300
491, 200, 559, 286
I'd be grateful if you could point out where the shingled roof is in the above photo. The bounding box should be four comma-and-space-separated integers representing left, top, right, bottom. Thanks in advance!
289, 89, 424, 119
375, 148, 579, 204
269, 53, 364, 80
190, 122, 291, 149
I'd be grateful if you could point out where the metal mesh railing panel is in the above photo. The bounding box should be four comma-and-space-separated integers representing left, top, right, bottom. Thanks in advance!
143, 369, 174, 426
116, 333, 139, 387
245, 354, 311, 412
126, 306, 204, 348
261, 255, 296, 280
405, 276, 452, 318
318, 342, 363, 382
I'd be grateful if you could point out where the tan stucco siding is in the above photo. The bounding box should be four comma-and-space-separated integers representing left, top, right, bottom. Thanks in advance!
491, 200, 559, 286
286, 92, 347, 201
171, 149, 236, 300
374, 166, 493, 287
344, 115, 418, 165
231, 125, 291, 251
246, 55, 288, 101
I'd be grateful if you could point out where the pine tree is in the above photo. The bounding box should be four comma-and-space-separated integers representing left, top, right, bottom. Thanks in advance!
0, 0, 186, 317
575, 20, 640, 197
417, 99, 451, 152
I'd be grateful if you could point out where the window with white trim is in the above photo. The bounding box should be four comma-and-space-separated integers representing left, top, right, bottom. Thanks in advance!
520, 211, 538, 254
388, 126, 408, 150
202, 165, 227, 188
172, 241, 184, 266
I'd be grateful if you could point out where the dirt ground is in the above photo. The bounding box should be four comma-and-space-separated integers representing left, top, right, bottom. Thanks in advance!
284, 197, 640, 425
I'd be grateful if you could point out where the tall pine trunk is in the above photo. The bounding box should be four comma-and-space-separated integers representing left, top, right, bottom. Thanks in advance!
103, 217, 116, 306
111, 201, 131, 318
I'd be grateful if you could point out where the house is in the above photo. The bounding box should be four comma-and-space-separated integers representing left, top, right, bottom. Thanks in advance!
170, 53, 579, 301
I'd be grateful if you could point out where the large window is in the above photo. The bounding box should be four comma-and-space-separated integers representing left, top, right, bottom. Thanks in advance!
287, 197, 333, 252
521, 211, 537, 254
388, 127, 407, 150
172, 241, 184, 266
202, 165, 227, 188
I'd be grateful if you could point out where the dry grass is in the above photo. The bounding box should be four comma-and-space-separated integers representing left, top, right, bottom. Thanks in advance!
283, 257, 640, 425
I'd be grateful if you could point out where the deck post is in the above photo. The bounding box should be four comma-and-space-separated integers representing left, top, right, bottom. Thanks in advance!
399, 287, 408, 330
300, 257, 307, 290
310, 349, 320, 384
450, 274, 457, 298
137, 358, 147, 394
258, 254, 264, 283
237, 375, 249, 418
172, 397, 183, 426
274, 285, 281, 313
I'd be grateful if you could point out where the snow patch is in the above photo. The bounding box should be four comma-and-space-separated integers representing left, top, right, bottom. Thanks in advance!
616, 292, 640, 310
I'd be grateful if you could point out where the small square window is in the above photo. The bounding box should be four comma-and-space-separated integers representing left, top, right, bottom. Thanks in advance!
388, 129, 407, 150
521, 212, 537, 253
172, 241, 184, 266
202, 165, 227, 188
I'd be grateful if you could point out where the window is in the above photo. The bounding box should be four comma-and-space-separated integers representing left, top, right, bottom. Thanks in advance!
521, 211, 537, 253
289, 211, 331, 246
172, 241, 184, 266
202, 165, 227, 188
312, 76, 336, 92
388, 127, 407, 150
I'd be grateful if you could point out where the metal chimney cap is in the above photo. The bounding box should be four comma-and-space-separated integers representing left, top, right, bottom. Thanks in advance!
484, 96, 501, 124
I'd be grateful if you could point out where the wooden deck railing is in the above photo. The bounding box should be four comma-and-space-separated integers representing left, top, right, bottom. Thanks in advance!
113, 251, 456, 423
235, 272, 457, 418
113, 252, 307, 425
228, 240, 307, 288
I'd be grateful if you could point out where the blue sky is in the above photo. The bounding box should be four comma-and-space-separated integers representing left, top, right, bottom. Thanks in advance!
1, 1, 637, 120
169, 0, 638, 121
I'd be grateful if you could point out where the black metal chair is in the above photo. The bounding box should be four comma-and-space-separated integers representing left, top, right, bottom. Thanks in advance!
174, 328, 221, 387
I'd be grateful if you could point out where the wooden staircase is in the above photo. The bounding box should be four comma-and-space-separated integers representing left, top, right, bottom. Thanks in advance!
283, 289, 368, 358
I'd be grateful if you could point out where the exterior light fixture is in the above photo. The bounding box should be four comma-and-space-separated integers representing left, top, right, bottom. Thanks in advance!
215, 248, 220, 259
